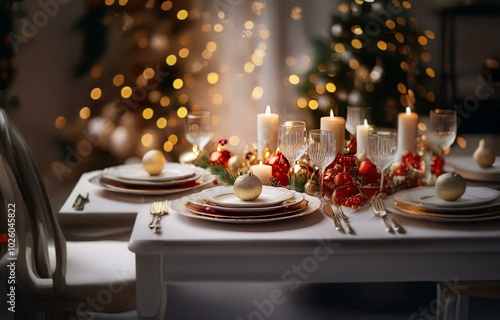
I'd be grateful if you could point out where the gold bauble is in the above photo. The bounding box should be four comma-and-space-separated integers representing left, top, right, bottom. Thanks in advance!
233, 171, 262, 201
142, 150, 166, 176
435, 172, 466, 201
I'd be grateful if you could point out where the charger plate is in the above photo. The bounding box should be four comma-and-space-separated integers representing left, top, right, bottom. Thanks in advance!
90, 172, 212, 195
384, 196, 500, 222
393, 187, 500, 210
171, 194, 321, 224
446, 156, 500, 182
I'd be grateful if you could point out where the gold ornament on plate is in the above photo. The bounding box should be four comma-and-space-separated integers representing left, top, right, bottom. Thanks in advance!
142, 149, 166, 175
233, 171, 263, 201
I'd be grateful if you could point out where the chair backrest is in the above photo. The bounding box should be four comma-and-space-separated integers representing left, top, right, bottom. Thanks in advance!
0, 109, 66, 296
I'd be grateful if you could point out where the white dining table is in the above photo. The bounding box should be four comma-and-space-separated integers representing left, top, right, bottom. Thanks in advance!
59, 156, 500, 320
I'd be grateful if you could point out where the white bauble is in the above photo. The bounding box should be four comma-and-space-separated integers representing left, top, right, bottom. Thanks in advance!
87, 116, 115, 150
109, 126, 138, 159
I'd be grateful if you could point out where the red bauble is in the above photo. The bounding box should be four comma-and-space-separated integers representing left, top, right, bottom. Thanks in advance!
209, 139, 233, 167
358, 160, 378, 185
265, 151, 290, 186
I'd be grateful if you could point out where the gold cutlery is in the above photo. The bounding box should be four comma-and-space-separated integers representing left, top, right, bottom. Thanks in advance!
152, 200, 169, 233
72, 193, 89, 211
149, 201, 163, 229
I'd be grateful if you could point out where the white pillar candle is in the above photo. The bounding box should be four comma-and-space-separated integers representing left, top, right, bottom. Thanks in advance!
397, 106, 418, 154
250, 161, 272, 185
320, 109, 345, 155
257, 105, 279, 161
356, 119, 371, 156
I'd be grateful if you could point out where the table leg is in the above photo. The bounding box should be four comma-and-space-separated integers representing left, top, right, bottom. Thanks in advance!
136, 254, 166, 320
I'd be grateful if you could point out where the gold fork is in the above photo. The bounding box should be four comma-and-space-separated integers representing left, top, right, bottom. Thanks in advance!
152, 200, 169, 233
149, 201, 163, 229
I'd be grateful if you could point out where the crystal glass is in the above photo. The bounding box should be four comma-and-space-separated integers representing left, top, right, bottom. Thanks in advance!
346, 106, 372, 135
308, 129, 336, 200
367, 131, 398, 193
185, 111, 212, 154
279, 121, 307, 181
429, 109, 457, 154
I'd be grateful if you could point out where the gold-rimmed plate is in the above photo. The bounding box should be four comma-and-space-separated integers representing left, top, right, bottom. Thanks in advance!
89, 172, 213, 195
393, 186, 500, 210
446, 156, 500, 182
170, 194, 321, 224
384, 196, 500, 222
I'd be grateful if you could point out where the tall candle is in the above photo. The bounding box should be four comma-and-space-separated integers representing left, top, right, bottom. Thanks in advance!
257, 105, 279, 161
250, 161, 272, 184
397, 106, 418, 154
356, 119, 370, 156
320, 109, 345, 155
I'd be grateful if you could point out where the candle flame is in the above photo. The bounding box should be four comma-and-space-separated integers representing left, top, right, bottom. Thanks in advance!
364, 118, 368, 126
330, 109, 334, 117
265, 105, 271, 115
406, 106, 411, 115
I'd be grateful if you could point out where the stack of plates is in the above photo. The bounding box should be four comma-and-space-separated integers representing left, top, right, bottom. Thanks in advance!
446, 156, 500, 182
90, 163, 211, 195
170, 186, 321, 223
384, 186, 500, 222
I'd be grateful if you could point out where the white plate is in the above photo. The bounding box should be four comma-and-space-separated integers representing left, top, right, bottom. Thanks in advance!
394, 187, 500, 209
446, 156, 500, 182
200, 186, 294, 208
171, 194, 321, 224
89, 172, 213, 195
104, 163, 196, 181
384, 196, 500, 222
188, 191, 305, 213
102, 167, 205, 187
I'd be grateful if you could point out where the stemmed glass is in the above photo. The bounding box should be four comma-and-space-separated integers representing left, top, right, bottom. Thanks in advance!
308, 129, 336, 201
185, 111, 212, 155
345, 106, 372, 136
429, 109, 457, 155
367, 131, 398, 194
279, 121, 308, 182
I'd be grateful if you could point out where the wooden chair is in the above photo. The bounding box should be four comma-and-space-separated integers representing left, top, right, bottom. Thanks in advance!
0, 109, 136, 319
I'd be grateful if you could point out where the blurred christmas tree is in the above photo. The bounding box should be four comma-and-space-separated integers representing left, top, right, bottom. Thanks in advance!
58, 0, 193, 169
299, 0, 436, 127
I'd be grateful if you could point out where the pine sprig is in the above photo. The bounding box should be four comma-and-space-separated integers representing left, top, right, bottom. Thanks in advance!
194, 152, 210, 169
288, 169, 309, 193
209, 164, 237, 185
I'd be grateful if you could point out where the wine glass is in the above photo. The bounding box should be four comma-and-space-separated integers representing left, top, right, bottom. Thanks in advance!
279, 121, 308, 182
308, 129, 336, 200
345, 106, 372, 136
367, 131, 398, 194
429, 109, 457, 155
185, 111, 212, 155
